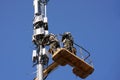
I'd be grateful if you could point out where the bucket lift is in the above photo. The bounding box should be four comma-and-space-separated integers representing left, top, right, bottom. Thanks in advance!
42, 47, 94, 79
52, 48, 94, 79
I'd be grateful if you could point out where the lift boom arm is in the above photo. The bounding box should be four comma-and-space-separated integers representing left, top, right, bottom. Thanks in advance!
43, 62, 59, 77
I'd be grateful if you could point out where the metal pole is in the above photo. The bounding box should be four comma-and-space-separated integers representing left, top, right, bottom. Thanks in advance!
37, 50, 43, 80
37, 63, 43, 80
37, 45, 43, 80
44, 5, 47, 17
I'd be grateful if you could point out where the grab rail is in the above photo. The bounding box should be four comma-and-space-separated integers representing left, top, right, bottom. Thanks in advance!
74, 43, 91, 61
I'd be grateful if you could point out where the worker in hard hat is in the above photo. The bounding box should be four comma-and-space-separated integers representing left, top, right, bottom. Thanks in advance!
61, 32, 76, 55
43, 33, 60, 55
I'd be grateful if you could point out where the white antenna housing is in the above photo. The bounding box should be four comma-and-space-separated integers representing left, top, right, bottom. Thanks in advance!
33, 0, 40, 15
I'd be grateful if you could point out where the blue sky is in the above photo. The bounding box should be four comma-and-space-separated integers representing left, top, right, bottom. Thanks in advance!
0, 0, 120, 80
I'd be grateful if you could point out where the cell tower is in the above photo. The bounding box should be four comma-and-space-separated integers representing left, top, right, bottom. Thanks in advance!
32, 0, 94, 80
32, 0, 49, 80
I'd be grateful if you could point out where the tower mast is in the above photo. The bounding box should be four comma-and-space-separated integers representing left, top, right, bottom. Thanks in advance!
32, 0, 49, 80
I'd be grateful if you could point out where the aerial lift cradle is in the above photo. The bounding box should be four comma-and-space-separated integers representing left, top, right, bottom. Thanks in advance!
52, 48, 94, 79
32, 0, 94, 80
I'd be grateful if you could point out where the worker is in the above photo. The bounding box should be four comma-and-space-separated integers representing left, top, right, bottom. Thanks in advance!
61, 32, 76, 55
43, 33, 60, 55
